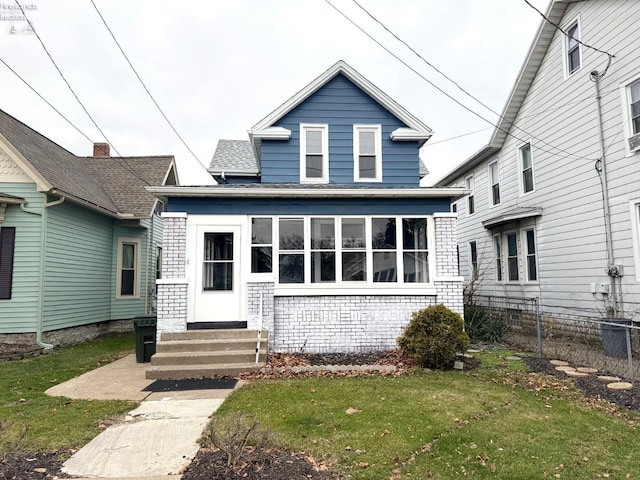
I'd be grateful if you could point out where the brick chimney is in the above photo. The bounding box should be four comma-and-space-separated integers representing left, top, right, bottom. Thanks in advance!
93, 142, 110, 157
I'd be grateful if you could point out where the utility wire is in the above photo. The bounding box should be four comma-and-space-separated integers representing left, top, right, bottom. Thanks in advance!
13, 0, 151, 186
89, 0, 203, 166
0, 57, 94, 144
423, 127, 492, 147
348, 0, 597, 163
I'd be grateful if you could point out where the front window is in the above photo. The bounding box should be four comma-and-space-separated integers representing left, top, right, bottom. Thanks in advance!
507, 232, 519, 282
525, 229, 538, 281
251, 218, 272, 273
117, 238, 140, 298
466, 176, 475, 214
354, 125, 382, 182
300, 124, 328, 183
0, 227, 16, 300
520, 143, 534, 194
260, 216, 433, 287
494, 235, 502, 282
489, 161, 500, 205
567, 21, 581, 75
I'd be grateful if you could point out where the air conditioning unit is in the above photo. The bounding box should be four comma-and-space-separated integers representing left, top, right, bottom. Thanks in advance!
628, 133, 640, 152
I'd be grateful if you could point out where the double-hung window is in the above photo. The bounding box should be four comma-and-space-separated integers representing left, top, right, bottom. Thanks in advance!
519, 142, 535, 194
506, 232, 519, 282
251, 218, 273, 273
631, 80, 640, 137
469, 241, 478, 281
403, 218, 429, 283
624, 79, 640, 153
311, 218, 336, 283
494, 234, 502, 282
300, 124, 328, 183
278, 218, 304, 283
342, 218, 367, 281
0, 227, 16, 300
117, 238, 140, 298
372, 217, 397, 282
489, 161, 500, 206
525, 229, 538, 282
354, 125, 382, 182
566, 20, 581, 75
466, 175, 475, 215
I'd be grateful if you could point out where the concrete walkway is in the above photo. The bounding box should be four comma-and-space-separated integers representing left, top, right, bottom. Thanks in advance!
45, 354, 238, 479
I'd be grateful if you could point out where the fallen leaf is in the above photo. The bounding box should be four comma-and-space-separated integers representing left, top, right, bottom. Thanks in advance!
345, 407, 361, 415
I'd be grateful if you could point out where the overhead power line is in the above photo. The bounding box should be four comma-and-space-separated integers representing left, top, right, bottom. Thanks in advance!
0, 57, 94, 144
13, 0, 151, 186
89, 0, 203, 166
345, 0, 597, 163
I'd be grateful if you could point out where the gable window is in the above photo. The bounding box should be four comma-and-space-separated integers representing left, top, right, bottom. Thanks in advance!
251, 218, 272, 273
525, 229, 538, 282
519, 142, 535, 194
566, 21, 581, 75
203, 233, 233, 291
494, 234, 502, 282
354, 125, 382, 182
117, 238, 141, 298
506, 232, 519, 282
0, 227, 16, 300
469, 241, 478, 281
466, 175, 475, 215
300, 124, 328, 183
489, 161, 500, 206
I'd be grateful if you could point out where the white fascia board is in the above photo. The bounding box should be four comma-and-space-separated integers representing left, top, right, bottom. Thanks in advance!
251, 60, 433, 134
249, 126, 291, 140
147, 185, 469, 200
390, 127, 433, 146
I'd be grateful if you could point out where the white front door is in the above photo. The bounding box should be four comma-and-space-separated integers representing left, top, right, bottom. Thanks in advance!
192, 226, 241, 323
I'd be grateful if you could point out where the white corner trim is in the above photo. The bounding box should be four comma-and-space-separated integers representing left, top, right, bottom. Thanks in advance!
161, 212, 188, 218
433, 212, 459, 218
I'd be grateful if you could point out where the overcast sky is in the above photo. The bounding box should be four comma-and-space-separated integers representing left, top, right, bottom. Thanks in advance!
0, 0, 549, 185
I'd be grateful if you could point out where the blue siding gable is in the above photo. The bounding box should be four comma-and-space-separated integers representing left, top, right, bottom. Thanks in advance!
260, 74, 421, 187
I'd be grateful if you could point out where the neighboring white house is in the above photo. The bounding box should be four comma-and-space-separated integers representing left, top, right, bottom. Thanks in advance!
436, 0, 640, 325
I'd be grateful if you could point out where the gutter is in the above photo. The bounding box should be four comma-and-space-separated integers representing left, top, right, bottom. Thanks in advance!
20, 195, 65, 349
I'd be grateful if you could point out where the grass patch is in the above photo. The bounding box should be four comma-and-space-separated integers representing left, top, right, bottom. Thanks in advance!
214, 353, 640, 479
0, 334, 137, 454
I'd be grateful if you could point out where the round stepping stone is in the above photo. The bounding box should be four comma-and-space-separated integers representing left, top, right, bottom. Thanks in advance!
576, 367, 598, 374
607, 382, 633, 391
505, 356, 521, 361
555, 366, 576, 372
566, 371, 589, 377
597, 375, 621, 383
550, 360, 570, 366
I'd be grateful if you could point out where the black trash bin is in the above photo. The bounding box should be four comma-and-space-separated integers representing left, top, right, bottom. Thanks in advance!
600, 318, 631, 358
133, 316, 157, 363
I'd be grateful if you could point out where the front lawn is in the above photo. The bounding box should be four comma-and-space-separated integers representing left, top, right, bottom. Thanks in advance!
214, 353, 640, 479
0, 334, 136, 455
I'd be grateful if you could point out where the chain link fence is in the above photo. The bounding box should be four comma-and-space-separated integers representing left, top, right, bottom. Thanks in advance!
467, 295, 640, 381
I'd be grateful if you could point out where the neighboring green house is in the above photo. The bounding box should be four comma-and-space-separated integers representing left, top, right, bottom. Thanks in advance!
0, 108, 177, 349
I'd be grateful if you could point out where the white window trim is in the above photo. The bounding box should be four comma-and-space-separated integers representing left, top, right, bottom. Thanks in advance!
116, 237, 141, 299
300, 123, 329, 184
465, 174, 475, 216
493, 233, 503, 283
353, 124, 382, 182
248, 216, 274, 280
619, 75, 640, 156
270, 215, 436, 295
488, 160, 501, 207
522, 228, 538, 284
517, 141, 535, 196
563, 16, 582, 79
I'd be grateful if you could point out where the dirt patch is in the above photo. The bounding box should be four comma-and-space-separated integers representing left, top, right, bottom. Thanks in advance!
0, 451, 72, 480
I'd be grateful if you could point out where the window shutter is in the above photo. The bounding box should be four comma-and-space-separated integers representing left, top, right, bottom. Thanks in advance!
0, 227, 16, 300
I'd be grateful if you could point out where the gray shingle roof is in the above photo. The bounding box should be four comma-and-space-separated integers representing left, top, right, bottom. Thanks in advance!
0, 108, 174, 218
209, 139, 258, 174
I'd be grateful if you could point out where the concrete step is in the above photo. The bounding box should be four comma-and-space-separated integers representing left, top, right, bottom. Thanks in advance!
151, 350, 268, 366
146, 363, 263, 380
160, 329, 268, 342
156, 338, 267, 354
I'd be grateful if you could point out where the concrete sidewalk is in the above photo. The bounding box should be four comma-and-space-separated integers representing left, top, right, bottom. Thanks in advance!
46, 354, 239, 479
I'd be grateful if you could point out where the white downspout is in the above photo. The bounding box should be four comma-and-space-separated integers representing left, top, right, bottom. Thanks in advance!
21, 195, 65, 349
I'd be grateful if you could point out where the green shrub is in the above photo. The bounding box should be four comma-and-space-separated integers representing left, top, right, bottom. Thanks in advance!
398, 304, 470, 369
464, 304, 511, 343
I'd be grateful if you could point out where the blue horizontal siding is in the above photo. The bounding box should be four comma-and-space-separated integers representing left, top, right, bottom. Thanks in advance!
168, 197, 450, 215
260, 74, 421, 186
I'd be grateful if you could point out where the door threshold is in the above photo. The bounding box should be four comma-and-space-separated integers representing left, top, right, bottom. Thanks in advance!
187, 321, 248, 330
